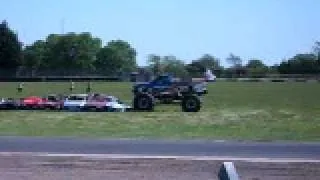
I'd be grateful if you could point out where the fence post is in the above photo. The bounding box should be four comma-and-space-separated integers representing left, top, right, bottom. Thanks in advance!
17, 82, 24, 93
86, 81, 91, 93
69, 81, 74, 93
218, 162, 240, 180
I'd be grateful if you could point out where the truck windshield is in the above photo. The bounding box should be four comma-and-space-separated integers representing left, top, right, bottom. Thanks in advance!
152, 76, 170, 84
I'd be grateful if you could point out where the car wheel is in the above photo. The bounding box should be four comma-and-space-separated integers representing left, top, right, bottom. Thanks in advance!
133, 93, 154, 111
181, 95, 201, 112
79, 106, 85, 112
56, 105, 62, 110
103, 106, 110, 112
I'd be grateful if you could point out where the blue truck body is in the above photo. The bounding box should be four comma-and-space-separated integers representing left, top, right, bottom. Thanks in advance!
132, 75, 208, 100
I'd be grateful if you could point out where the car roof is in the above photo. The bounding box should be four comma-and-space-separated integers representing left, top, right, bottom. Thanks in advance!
25, 96, 41, 98
47, 94, 58, 96
69, 94, 88, 97
106, 95, 118, 99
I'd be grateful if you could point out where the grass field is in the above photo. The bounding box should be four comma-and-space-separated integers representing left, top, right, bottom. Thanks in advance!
0, 81, 319, 141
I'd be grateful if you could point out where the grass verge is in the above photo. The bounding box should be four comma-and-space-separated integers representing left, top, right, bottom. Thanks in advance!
0, 81, 319, 141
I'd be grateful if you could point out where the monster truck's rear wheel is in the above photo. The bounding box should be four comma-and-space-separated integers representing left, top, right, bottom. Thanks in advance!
181, 95, 201, 112
133, 93, 155, 111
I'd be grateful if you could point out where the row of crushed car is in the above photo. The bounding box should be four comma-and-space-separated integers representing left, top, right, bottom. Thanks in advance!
0, 93, 132, 112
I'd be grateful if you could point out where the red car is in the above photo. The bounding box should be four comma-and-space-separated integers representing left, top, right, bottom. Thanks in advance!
41, 94, 66, 110
19, 96, 46, 109
83, 93, 109, 111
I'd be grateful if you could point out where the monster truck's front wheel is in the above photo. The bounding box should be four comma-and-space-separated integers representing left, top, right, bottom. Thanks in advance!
181, 95, 201, 112
133, 93, 155, 111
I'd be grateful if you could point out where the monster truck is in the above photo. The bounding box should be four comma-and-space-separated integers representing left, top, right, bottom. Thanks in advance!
132, 74, 208, 104
132, 91, 202, 112
132, 75, 203, 112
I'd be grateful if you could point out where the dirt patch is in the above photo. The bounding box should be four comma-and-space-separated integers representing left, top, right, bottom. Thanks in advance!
0, 155, 319, 180
235, 161, 320, 180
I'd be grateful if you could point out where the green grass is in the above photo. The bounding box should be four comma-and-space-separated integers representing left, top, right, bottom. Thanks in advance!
0, 81, 319, 141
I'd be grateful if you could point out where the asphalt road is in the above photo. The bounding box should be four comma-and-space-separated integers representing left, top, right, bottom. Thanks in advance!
0, 136, 319, 159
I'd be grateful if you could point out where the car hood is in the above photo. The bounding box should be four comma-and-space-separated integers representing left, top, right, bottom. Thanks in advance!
64, 100, 86, 105
106, 102, 131, 109
133, 82, 149, 86
86, 101, 106, 106
44, 101, 61, 104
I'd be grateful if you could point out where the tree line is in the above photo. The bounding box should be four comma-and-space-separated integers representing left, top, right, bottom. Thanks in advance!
1, 20, 320, 78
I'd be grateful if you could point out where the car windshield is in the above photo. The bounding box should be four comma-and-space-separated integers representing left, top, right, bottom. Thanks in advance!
105, 96, 119, 102
116, 99, 124, 104
105, 97, 113, 102
47, 96, 57, 101
68, 96, 86, 101
88, 95, 111, 102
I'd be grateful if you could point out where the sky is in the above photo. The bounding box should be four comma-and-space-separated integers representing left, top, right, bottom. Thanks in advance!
1, 0, 320, 67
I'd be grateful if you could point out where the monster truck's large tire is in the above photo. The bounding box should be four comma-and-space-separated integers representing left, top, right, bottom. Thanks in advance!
133, 93, 155, 111
181, 95, 201, 112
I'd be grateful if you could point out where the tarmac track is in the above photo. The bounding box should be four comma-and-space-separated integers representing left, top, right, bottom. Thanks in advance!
0, 136, 319, 180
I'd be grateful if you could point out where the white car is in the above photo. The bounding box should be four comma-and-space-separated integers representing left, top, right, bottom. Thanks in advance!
63, 94, 89, 111
105, 95, 132, 112
84, 93, 132, 112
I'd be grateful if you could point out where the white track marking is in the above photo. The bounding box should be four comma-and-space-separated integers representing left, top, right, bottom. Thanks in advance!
0, 152, 319, 163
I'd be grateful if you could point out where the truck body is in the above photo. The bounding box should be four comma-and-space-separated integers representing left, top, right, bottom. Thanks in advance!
132, 75, 208, 103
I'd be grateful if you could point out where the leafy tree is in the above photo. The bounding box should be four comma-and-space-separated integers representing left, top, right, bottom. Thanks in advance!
71, 32, 102, 70
246, 59, 265, 69
44, 32, 102, 71
186, 54, 221, 77
246, 59, 268, 77
42, 34, 62, 69
278, 54, 319, 74
313, 41, 320, 62
147, 54, 188, 77
95, 39, 137, 75
226, 53, 243, 77
95, 46, 115, 75
268, 64, 280, 74
226, 53, 242, 68
197, 54, 221, 70
22, 40, 47, 68
147, 54, 163, 76
186, 61, 204, 77
161, 55, 188, 77
0, 20, 22, 70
